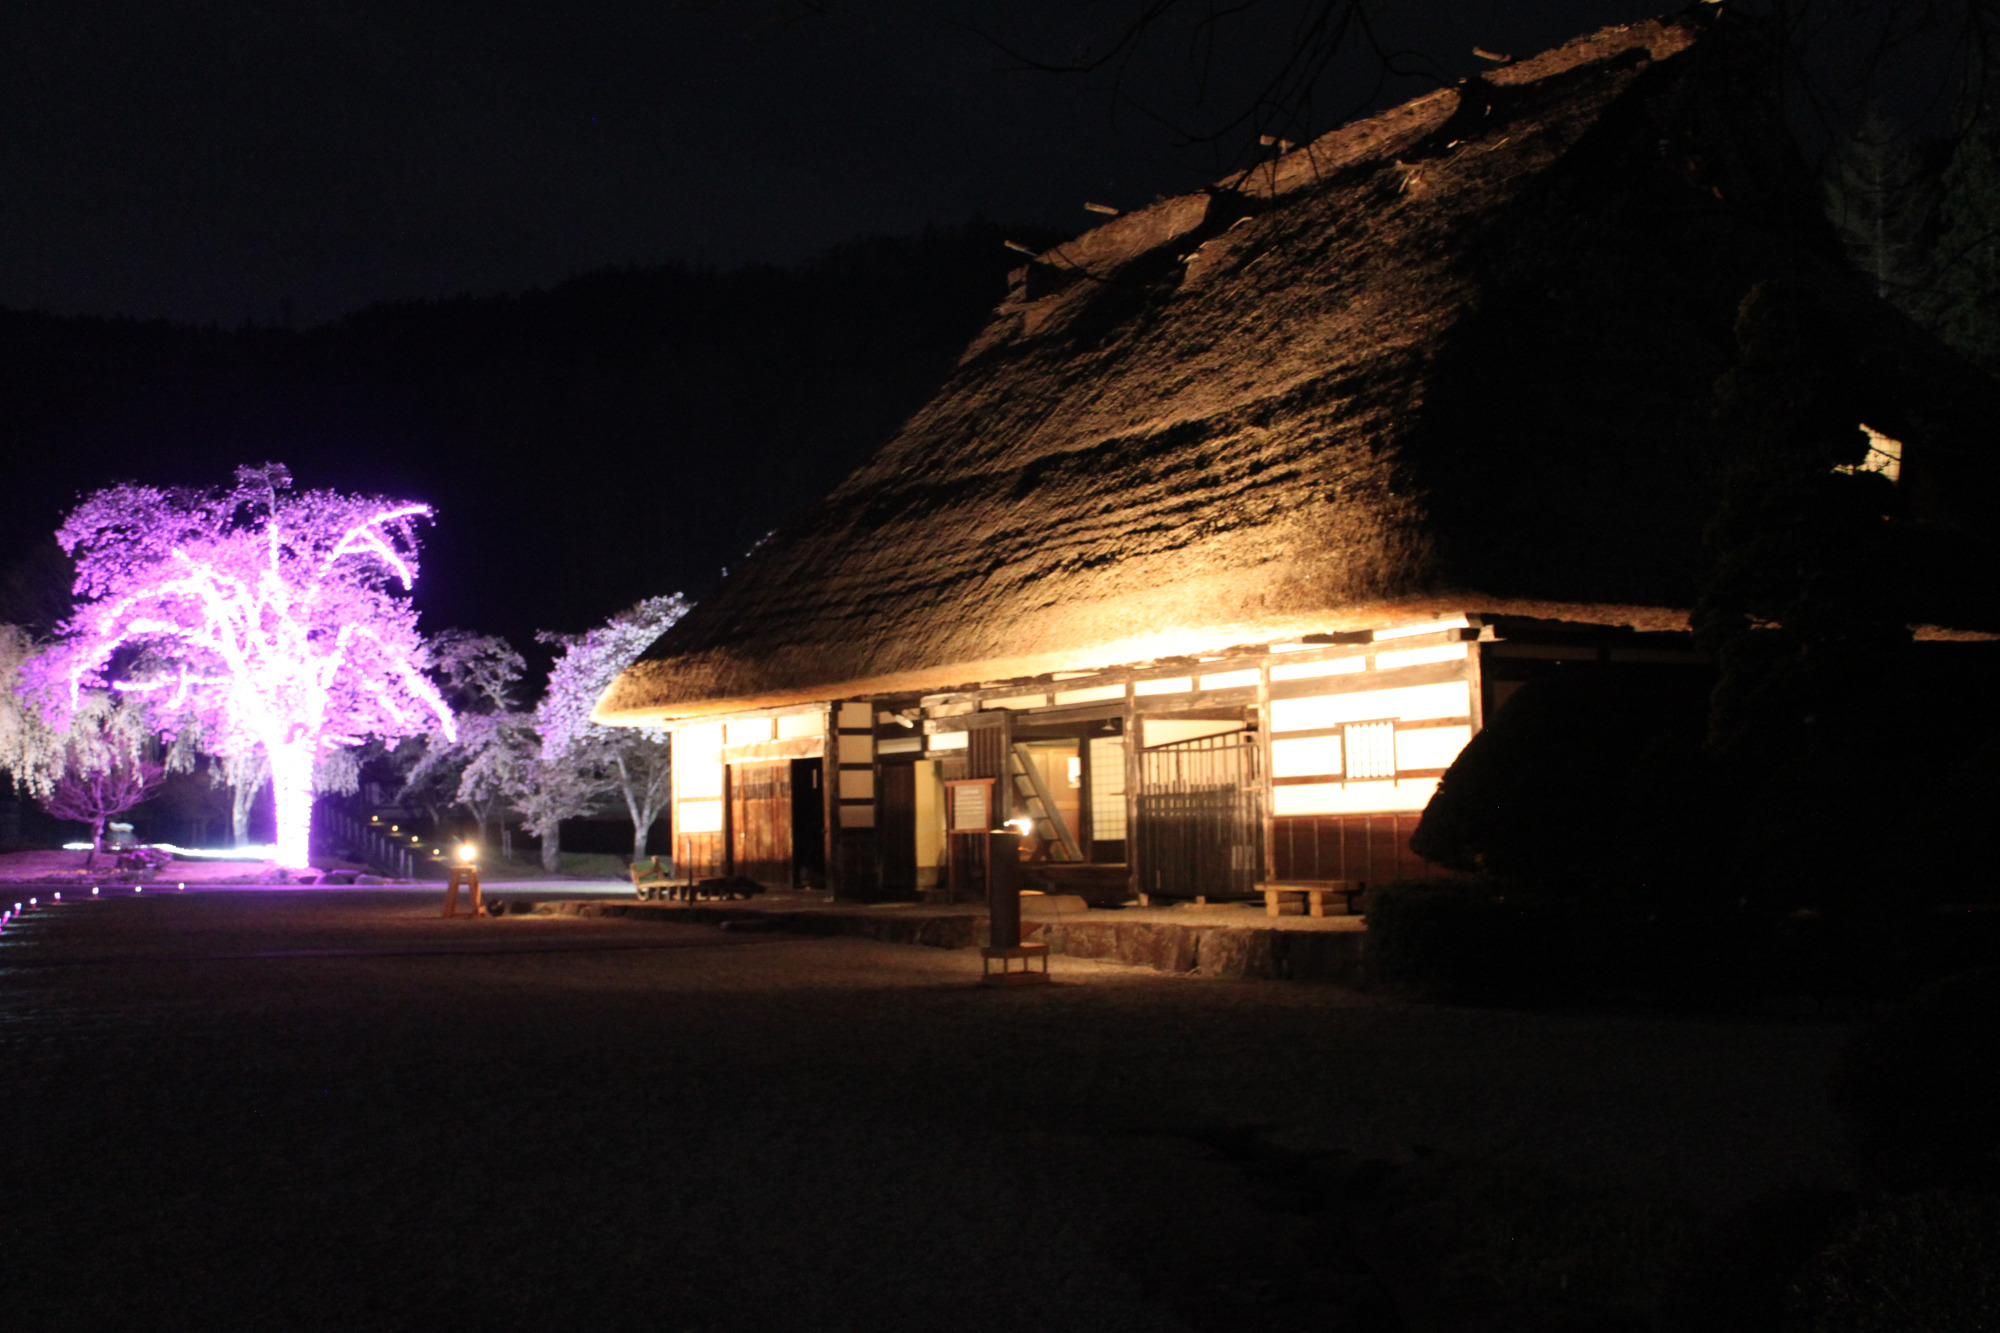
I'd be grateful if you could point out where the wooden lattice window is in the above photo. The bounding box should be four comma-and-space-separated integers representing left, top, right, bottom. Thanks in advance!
1341, 720, 1397, 780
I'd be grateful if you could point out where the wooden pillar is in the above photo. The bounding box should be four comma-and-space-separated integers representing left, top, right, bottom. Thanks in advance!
988, 828, 1022, 950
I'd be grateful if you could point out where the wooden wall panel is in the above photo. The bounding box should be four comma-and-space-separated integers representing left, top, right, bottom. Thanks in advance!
677, 831, 727, 882
1271, 812, 1442, 886
729, 761, 793, 887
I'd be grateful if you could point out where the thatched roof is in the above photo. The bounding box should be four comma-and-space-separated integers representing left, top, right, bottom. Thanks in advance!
600, 6, 2000, 725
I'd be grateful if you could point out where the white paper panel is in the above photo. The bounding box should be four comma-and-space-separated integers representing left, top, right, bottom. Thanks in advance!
1269, 656, 1366, 681
1271, 735, 1343, 778
1373, 642, 1468, 671
677, 798, 723, 833
776, 711, 823, 739
1271, 777, 1439, 815
724, 717, 774, 745
1397, 725, 1473, 772
1054, 683, 1125, 705
1269, 681, 1470, 732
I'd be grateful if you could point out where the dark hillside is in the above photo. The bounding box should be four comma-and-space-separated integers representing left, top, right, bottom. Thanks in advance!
0, 219, 1046, 651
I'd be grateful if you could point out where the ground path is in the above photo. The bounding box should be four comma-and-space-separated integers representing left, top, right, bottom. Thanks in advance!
0, 890, 1855, 1331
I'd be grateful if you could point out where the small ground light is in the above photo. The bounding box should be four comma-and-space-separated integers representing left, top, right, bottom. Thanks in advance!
135, 886, 142, 892
53, 892, 60, 901
177, 883, 185, 890
457, 844, 478, 864
92, 887, 99, 895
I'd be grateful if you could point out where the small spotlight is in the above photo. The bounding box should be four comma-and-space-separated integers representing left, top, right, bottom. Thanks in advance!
177, 883, 185, 891
28, 898, 36, 906
92, 887, 99, 895
134, 886, 142, 893
53, 893, 60, 901
1005, 816, 1036, 839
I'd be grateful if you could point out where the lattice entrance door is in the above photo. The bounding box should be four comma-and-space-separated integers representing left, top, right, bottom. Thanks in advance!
1136, 730, 1263, 900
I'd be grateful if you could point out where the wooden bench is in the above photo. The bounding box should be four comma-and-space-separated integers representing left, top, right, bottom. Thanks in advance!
629, 857, 675, 901
1256, 880, 1363, 918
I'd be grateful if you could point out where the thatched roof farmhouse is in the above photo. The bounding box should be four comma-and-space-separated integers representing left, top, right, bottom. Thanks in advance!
595, 7, 2000, 903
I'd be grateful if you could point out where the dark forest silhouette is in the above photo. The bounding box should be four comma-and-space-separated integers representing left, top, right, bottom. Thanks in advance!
0, 219, 1052, 657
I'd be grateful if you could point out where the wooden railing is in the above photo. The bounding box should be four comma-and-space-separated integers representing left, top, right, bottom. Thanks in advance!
315, 807, 417, 880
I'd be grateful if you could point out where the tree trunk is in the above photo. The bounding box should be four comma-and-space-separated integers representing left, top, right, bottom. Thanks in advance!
540, 821, 562, 874
633, 818, 651, 865
231, 778, 257, 847
268, 746, 316, 870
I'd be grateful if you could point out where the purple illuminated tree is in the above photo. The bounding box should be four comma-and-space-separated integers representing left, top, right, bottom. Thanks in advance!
43, 754, 165, 856
24, 464, 455, 869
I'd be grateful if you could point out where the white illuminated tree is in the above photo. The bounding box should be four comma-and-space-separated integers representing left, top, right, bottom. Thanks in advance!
22, 464, 455, 869
535, 595, 688, 865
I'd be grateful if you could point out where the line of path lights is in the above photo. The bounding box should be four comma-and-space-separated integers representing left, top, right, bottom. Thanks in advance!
0, 878, 195, 936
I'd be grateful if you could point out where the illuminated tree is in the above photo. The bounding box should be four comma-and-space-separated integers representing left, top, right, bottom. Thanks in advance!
536, 595, 688, 865
0, 624, 64, 797
24, 464, 455, 869
400, 630, 526, 848
43, 754, 165, 855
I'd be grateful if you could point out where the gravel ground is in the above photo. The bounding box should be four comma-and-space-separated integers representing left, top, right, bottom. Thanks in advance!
0, 891, 1856, 1332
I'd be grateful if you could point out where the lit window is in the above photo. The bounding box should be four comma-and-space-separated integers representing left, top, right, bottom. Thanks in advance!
1342, 720, 1397, 780
1838, 425, 1902, 483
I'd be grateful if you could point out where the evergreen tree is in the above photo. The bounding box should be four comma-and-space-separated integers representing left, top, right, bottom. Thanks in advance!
1696, 281, 1913, 907
1698, 280, 1909, 759
1822, 107, 1933, 311
1919, 110, 2000, 375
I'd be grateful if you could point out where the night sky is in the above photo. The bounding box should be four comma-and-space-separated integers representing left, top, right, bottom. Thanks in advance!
0, 1, 1892, 652
3, 0, 1672, 327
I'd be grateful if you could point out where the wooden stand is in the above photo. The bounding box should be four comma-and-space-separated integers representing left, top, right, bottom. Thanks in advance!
442, 864, 483, 918
1257, 880, 1362, 918
982, 942, 1051, 985
980, 817, 1051, 987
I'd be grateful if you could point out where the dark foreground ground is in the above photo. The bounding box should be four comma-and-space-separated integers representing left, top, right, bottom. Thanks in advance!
0, 891, 1854, 1332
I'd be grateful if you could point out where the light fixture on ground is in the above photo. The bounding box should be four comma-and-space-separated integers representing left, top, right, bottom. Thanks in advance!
443, 844, 482, 919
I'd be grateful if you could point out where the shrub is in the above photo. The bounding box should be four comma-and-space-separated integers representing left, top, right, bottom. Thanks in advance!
1411, 667, 1715, 893
1363, 878, 1572, 1002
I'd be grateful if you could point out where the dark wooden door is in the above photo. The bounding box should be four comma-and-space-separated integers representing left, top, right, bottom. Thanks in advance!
729, 761, 792, 886
1136, 731, 1262, 900
877, 760, 917, 898
790, 758, 825, 889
